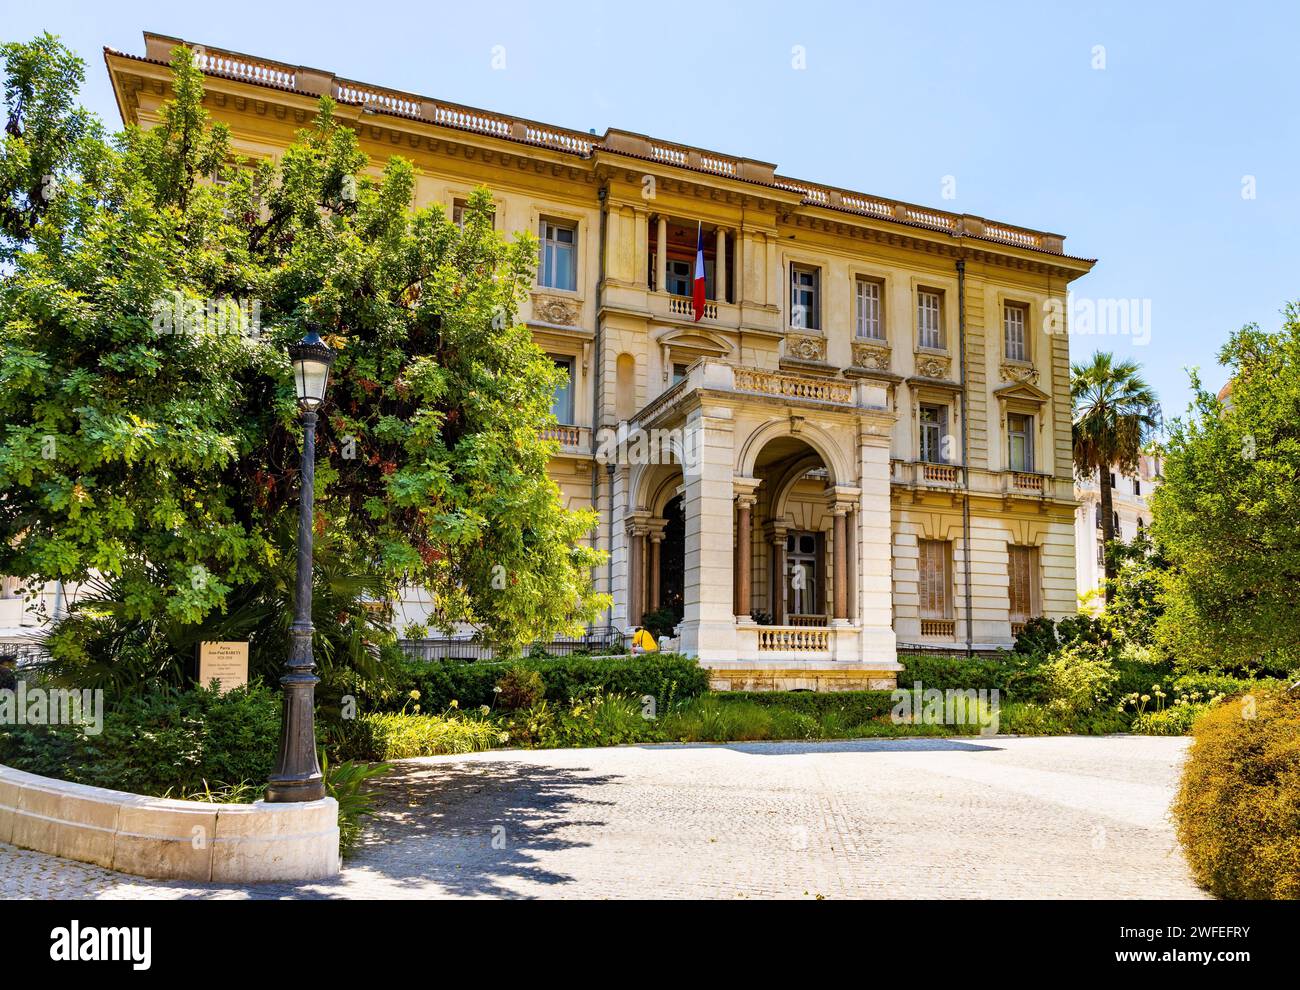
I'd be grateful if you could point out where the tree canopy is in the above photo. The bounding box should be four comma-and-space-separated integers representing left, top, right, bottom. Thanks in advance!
1151, 307, 1300, 672
0, 35, 607, 651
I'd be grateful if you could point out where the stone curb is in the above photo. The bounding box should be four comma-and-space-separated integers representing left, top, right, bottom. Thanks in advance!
0, 764, 339, 882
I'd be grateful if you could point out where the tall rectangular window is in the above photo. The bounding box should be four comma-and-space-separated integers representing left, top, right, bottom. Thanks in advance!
917, 289, 943, 349
539, 219, 577, 291
550, 356, 574, 424
785, 531, 820, 617
453, 198, 495, 229
665, 258, 691, 297
920, 404, 948, 464
1004, 302, 1028, 362
664, 257, 715, 298
1008, 545, 1039, 623
855, 277, 884, 339
918, 540, 951, 619
1007, 413, 1033, 472
790, 264, 820, 330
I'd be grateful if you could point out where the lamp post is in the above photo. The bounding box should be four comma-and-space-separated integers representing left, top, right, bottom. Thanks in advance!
266, 327, 335, 803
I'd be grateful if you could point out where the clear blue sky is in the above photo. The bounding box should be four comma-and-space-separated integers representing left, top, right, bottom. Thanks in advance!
4, 0, 1297, 417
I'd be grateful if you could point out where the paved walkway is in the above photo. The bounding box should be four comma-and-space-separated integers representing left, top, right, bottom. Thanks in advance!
0, 736, 1207, 899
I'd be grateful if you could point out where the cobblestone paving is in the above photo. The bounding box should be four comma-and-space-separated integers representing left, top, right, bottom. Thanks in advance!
0, 736, 1208, 899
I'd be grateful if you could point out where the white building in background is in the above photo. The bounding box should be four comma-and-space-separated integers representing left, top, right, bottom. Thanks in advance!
0, 578, 74, 649
1074, 453, 1161, 604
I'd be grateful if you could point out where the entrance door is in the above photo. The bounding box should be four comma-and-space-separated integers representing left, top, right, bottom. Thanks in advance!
658, 495, 685, 621
785, 531, 820, 619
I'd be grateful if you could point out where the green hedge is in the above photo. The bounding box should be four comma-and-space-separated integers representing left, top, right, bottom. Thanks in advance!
898, 653, 1048, 701
0, 683, 280, 797
376, 652, 708, 712
715, 690, 897, 724
1171, 671, 1284, 698
1112, 656, 1176, 699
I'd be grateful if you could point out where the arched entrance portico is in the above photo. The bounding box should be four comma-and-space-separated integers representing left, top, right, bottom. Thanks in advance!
630, 389, 899, 681
734, 434, 857, 630
625, 463, 686, 633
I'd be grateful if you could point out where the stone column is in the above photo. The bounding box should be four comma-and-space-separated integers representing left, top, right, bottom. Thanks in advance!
765, 522, 788, 625
610, 465, 632, 629
627, 524, 644, 626
734, 494, 754, 618
845, 506, 857, 622
678, 401, 738, 661
715, 226, 727, 303
857, 421, 900, 665
655, 215, 668, 294
765, 233, 778, 308
648, 533, 662, 612
633, 209, 650, 289
832, 506, 848, 621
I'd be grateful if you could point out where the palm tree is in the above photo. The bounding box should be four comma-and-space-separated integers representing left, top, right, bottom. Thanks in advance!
1071, 352, 1158, 601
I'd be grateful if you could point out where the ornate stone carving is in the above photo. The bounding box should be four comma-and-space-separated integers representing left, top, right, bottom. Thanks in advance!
914, 352, 951, 380
785, 333, 826, 362
851, 341, 892, 372
999, 361, 1039, 385
532, 294, 579, 326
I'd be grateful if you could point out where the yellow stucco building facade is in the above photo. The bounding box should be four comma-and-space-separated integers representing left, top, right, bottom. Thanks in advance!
107, 33, 1096, 690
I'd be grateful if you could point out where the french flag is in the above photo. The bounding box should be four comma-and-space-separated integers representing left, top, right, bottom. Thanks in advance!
692, 221, 706, 322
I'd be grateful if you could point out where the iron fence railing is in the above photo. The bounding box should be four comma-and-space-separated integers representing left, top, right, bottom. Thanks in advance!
399, 626, 627, 663
897, 645, 1009, 659
0, 642, 50, 669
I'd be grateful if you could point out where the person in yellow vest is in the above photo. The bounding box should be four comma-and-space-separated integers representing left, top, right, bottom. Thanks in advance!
630, 626, 658, 654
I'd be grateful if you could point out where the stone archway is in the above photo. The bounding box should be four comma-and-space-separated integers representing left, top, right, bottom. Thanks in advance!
627, 462, 686, 630
739, 432, 853, 628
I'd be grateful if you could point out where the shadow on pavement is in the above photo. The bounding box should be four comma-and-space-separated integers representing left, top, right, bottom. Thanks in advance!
333, 759, 620, 899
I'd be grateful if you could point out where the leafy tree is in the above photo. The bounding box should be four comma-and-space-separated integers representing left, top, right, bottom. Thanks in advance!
0, 36, 607, 660
1100, 532, 1167, 651
1152, 308, 1300, 673
1071, 352, 1158, 599
0, 32, 102, 257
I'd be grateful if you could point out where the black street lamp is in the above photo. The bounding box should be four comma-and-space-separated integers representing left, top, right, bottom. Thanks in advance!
266, 327, 335, 803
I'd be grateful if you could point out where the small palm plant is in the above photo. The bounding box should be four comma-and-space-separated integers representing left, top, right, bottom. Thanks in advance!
1071, 352, 1158, 600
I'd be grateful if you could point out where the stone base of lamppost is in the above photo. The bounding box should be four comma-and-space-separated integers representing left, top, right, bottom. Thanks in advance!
266, 633, 325, 803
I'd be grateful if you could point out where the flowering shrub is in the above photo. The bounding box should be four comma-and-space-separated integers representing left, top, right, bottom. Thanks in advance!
500, 693, 657, 749
1131, 703, 1212, 735
1041, 644, 1119, 714
338, 706, 504, 760
1117, 682, 1225, 735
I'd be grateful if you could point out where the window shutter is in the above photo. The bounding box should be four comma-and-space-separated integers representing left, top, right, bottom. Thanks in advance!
1009, 545, 1036, 621
918, 540, 950, 619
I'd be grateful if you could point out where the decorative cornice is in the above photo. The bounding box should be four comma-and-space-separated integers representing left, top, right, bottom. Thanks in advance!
531, 293, 581, 327
913, 352, 952, 381
784, 332, 827, 363
105, 34, 1096, 276
998, 361, 1039, 386
851, 341, 892, 373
